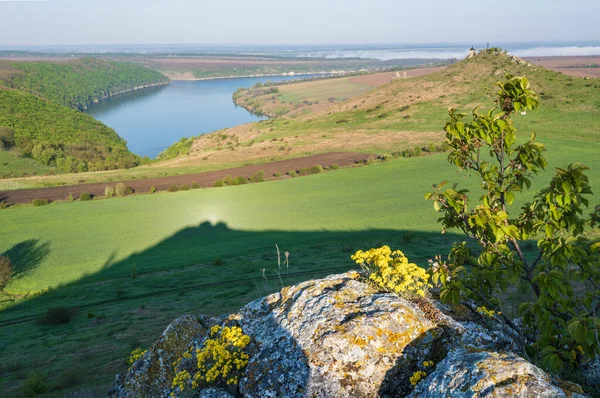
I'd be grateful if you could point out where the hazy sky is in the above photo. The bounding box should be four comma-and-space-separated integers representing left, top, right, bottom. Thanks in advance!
0, 0, 598, 46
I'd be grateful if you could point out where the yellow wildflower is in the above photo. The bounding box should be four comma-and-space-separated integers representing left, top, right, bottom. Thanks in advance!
352, 246, 432, 297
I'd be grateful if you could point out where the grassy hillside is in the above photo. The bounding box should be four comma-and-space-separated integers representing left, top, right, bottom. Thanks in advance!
0, 88, 139, 175
233, 75, 381, 117
158, 51, 599, 170
1, 135, 599, 394
1, 52, 600, 395
0, 58, 168, 110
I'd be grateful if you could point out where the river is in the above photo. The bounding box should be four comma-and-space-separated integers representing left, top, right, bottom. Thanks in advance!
85, 75, 318, 158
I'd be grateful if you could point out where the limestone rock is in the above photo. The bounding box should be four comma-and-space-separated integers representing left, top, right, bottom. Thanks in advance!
409, 348, 586, 398
109, 272, 587, 397
109, 315, 210, 398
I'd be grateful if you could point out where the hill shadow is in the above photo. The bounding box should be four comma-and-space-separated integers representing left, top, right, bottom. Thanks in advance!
0, 222, 467, 319
0, 221, 471, 395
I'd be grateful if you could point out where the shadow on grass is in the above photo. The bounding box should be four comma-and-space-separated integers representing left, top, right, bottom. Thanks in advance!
0, 221, 469, 395
1, 222, 465, 320
2, 239, 50, 280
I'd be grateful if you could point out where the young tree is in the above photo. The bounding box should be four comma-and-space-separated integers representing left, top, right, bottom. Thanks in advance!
426, 75, 600, 371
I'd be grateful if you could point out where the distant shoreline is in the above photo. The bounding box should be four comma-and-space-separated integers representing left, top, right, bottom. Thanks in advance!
168, 71, 337, 81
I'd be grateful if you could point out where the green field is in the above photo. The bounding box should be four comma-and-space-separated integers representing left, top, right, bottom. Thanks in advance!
1, 131, 599, 394
0, 149, 53, 178
278, 76, 372, 102
2, 52, 600, 396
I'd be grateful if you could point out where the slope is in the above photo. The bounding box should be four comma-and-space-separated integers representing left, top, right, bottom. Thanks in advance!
0, 58, 169, 110
159, 50, 599, 170
0, 88, 139, 174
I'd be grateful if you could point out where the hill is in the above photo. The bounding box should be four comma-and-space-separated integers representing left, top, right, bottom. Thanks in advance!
0, 88, 139, 175
1, 52, 599, 396
0, 58, 169, 110
232, 68, 442, 118
158, 50, 599, 170
0, 58, 169, 176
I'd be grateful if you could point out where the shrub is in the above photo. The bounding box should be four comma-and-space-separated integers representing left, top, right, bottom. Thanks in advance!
222, 175, 235, 186
68, 193, 74, 201
104, 186, 116, 197
298, 167, 311, 176
330, 163, 339, 170
379, 153, 392, 162
213, 180, 223, 187
413, 146, 422, 156
190, 182, 200, 189
273, 172, 282, 177
310, 165, 323, 174
22, 372, 49, 396
288, 170, 297, 177
39, 306, 75, 325
0, 255, 13, 290
426, 75, 600, 372
179, 184, 190, 191
171, 326, 251, 394
168, 185, 179, 192
115, 182, 133, 197
149, 186, 157, 193
351, 246, 431, 297
32, 198, 49, 206
365, 156, 376, 165
235, 176, 248, 185
0, 126, 15, 149
249, 171, 265, 183
428, 143, 437, 153
0, 200, 8, 210
79, 192, 92, 201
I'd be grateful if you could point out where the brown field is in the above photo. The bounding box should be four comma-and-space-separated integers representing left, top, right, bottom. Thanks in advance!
0, 152, 369, 204
349, 67, 444, 86
525, 55, 600, 77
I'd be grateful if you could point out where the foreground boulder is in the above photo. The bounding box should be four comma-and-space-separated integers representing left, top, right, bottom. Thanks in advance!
109, 272, 585, 397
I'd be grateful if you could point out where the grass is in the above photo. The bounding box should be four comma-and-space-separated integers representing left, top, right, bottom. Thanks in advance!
1, 53, 600, 395
0, 150, 54, 179
278, 76, 372, 103
144, 53, 600, 178
233, 73, 387, 118
1, 142, 598, 395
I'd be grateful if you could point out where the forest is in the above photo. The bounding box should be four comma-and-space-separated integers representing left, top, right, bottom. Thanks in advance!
0, 88, 139, 173
0, 58, 168, 110
0, 59, 169, 174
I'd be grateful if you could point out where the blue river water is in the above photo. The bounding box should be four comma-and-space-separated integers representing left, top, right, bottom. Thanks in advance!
85, 75, 317, 158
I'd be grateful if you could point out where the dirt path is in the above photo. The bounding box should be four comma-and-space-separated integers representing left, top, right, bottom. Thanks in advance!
0, 152, 370, 205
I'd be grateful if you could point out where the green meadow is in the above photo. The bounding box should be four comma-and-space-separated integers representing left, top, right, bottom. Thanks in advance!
1, 53, 600, 395
1, 130, 599, 394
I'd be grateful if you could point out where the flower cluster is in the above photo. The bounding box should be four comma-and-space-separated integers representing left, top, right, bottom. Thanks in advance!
170, 325, 251, 396
171, 369, 191, 392
351, 246, 432, 297
195, 326, 251, 386
410, 370, 427, 386
127, 347, 147, 370
477, 305, 501, 318
422, 360, 434, 367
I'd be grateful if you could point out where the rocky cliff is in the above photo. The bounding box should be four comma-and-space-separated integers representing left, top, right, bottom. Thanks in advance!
109, 271, 586, 397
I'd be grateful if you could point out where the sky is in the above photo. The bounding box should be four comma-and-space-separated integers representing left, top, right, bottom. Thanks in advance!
0, 0, 599, 47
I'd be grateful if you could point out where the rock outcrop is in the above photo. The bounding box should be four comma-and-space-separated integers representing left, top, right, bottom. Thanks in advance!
109, 272, 586, 397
